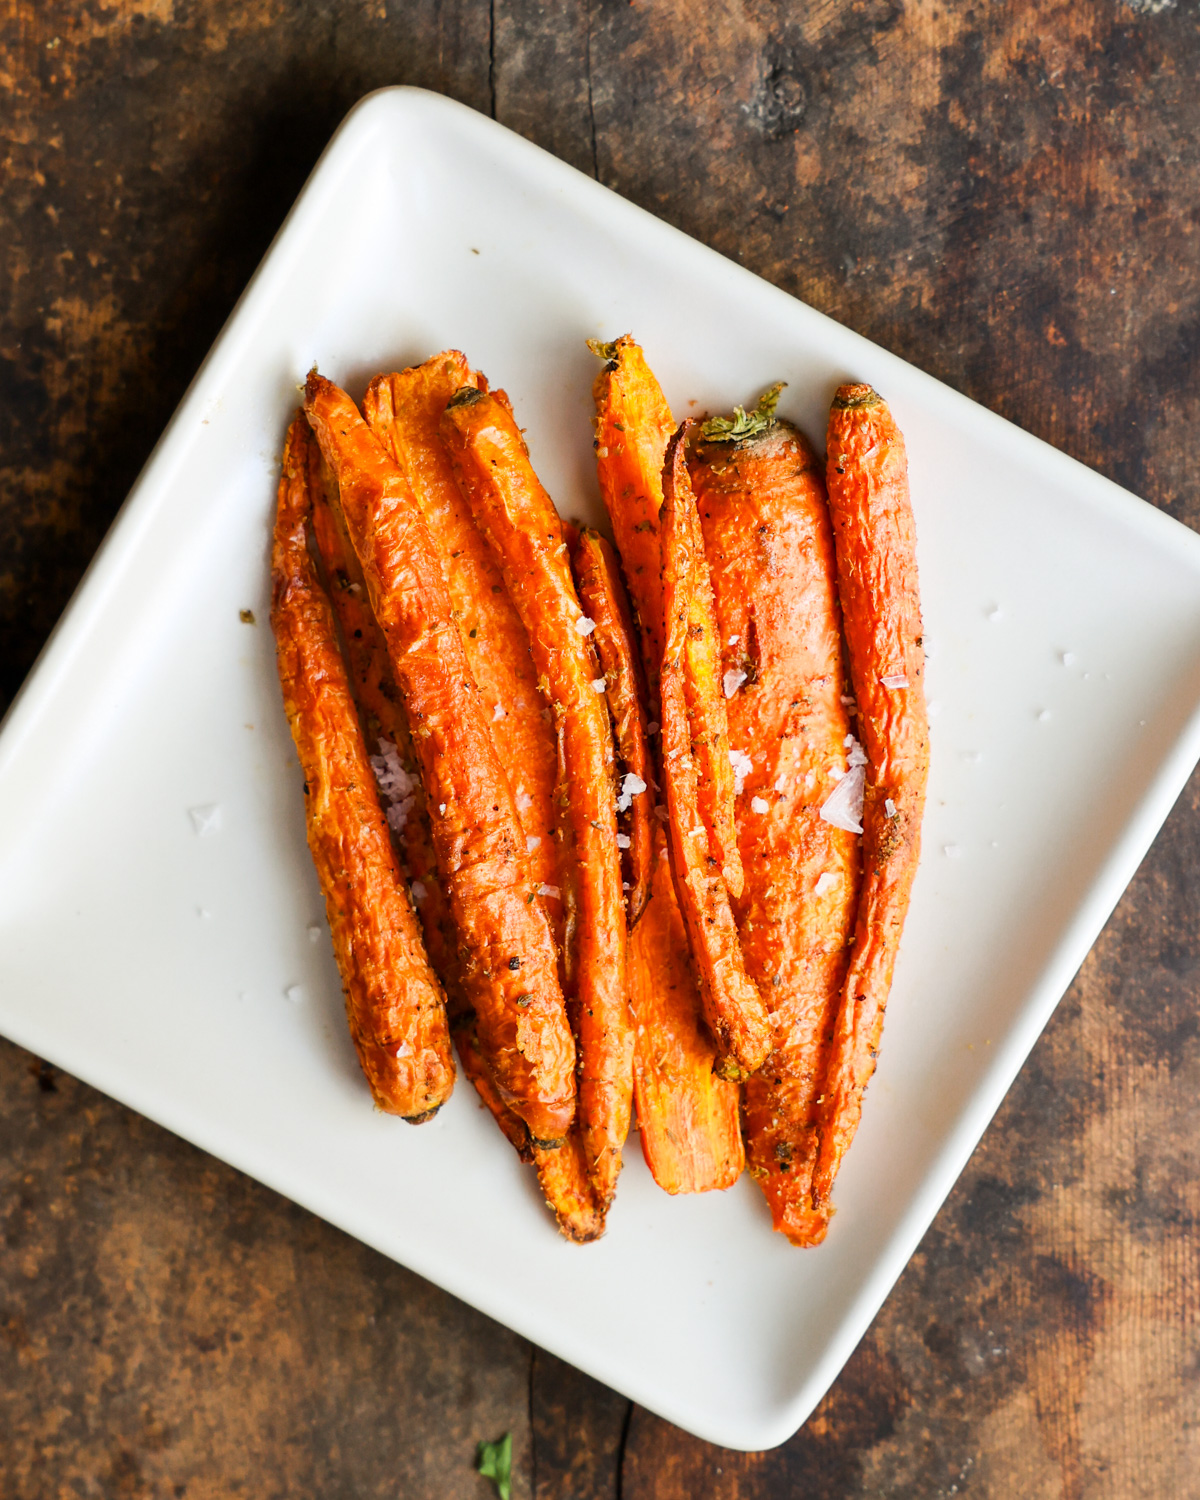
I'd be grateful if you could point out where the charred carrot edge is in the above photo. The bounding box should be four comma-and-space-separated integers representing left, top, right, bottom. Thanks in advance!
306, 437, 463, 1013
440, 388, 633, 1215
568, 525, 654, 928
303, 372, 577, 1146
361, 357, 564, 942
688, 413, 859, 1245
660, 424, 771, 1078
813, 384, 929, 1208
628, 829, 744, 1192
589, 336, 674, 691
270, 413, 455, 1120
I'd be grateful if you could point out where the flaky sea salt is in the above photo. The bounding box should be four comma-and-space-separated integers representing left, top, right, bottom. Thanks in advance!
751, 796, 770, 814
616, 772, 647, 812
369, 739, 417, 835
574, 615, 596, 636
815, 872, 840, 896
728, 748, 753, 794
820, 763, 865, 834
723, 668, 747, 699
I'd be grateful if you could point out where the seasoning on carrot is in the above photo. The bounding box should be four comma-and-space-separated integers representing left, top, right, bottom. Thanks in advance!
303, 372, 577, 1147
567, 525, 654, 928
689, 394, 859, 1245
440, 387, 633, 1214
813, 383, 928, 1210
270, 413, 455, 1121
660, 423, 771, 1079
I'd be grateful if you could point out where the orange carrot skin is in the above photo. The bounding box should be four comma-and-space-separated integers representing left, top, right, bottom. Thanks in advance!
440, 389, 633, 1212
270, 414, 455, 1120
303, 373, 576, 1146
690, 419, 858, 1245
568, 526, 654, 928
660, 425, 771, 1079
628, 830, 744, 1192
307, 439, 462, 1013
362, 357, 563, 939
590, 336, 674, 688
814, 385, 929, 1207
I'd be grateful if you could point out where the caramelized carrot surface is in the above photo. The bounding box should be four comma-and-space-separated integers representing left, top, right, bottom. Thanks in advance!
568, 526, 654, 928
303, 372, 576, 1146
814, 384, 928, 1209
307, 436, 461, 1012
589, 336, 674, 688
271, 414, 455, 1120
628, 831, 744, 1193
362, 356, 562, 935
440, 388, 632, 1214
690, 413, 858, 1245
660, 425, 771, 1079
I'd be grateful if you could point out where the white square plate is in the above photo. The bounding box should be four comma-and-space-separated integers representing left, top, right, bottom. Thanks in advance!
3, 88, 1200, 1452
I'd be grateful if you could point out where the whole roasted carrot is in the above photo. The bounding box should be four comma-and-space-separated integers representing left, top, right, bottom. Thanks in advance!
440, 387, 633, 1213
589, 336, 674, 687
589, 337, 746, 1192
660, 424, 771, 1079
362, 356, 562, 936
363, 355, 598, 1240
628, 830, 744, 1192
568, 525, 654, 928
689, 399, 859, 1245
271, 413, 455, 1120
303, 372, 576, 1147
813, 384, 928, 1209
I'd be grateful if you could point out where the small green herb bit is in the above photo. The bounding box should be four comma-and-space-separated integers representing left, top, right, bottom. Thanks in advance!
476, 1431, 513, 1500
700, 381, 787, 442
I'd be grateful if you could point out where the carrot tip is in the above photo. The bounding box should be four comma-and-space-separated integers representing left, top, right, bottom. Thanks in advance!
831, 383, 882, 411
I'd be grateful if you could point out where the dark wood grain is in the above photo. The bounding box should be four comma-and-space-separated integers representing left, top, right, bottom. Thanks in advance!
3, 1, 1200, 1497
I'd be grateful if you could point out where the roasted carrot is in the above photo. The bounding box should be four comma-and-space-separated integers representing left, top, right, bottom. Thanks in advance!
628, 829, 744, 1192
568, 525, 654, 928
307, 435, 461, 1011
363, 355, 600, 1239
303, 372, 576, 1147
689, 403, 859, 1245
440, 387, 632, 1213
660, 424, 771, 1079
813, 384, 928, 1209
362, 356, 562, 937
589, 337, 749, 1190
270, 413, 455, 1120
588, 336, 674, 689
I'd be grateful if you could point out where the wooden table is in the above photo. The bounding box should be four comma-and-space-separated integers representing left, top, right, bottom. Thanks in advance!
3, 4, 1199, 1495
